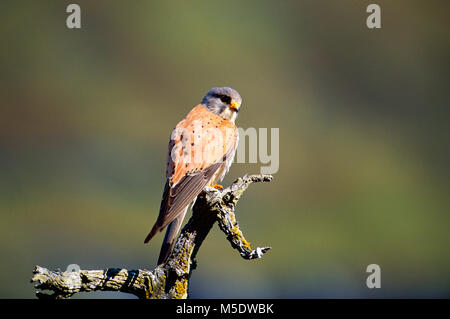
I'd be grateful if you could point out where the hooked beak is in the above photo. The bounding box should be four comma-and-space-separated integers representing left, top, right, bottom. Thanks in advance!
229, 101, 239, 113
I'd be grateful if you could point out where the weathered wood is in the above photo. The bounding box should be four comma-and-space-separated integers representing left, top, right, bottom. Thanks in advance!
31, 174, 273, 299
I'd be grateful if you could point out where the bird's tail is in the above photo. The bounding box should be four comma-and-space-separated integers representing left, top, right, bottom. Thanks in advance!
157, 207, 188, 265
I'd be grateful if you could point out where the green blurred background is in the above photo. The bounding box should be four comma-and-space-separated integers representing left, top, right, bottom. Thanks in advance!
1, 0, 449, 298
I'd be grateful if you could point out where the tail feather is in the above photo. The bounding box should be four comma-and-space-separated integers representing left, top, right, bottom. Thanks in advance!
157, 207, 187, 265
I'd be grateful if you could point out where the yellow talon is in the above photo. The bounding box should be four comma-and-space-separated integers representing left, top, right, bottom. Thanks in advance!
211, 184, 223, 190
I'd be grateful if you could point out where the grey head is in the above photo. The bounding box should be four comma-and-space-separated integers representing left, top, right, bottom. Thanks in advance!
201, 87, 242, 122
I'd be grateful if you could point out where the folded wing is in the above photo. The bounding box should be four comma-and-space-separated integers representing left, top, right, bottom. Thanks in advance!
144, 105, 237, 243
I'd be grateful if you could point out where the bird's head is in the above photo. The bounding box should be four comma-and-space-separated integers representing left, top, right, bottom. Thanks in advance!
201, 87, 242, 122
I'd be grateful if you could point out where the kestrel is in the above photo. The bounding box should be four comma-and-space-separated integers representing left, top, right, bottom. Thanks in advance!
144, 87, 242, 265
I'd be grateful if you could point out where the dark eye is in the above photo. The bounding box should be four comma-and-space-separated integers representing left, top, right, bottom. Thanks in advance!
219, 95, 231, 104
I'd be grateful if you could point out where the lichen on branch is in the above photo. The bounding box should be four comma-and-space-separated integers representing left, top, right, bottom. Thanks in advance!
31, 174, 273, 299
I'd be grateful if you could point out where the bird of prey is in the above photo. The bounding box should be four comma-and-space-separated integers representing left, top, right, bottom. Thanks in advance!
144, 87, 242, 265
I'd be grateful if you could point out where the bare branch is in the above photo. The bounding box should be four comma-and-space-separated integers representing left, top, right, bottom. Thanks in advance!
31, 174, 273, 299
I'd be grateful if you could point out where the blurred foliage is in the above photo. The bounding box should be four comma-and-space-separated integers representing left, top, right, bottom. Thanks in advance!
0, 0, 449, 298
